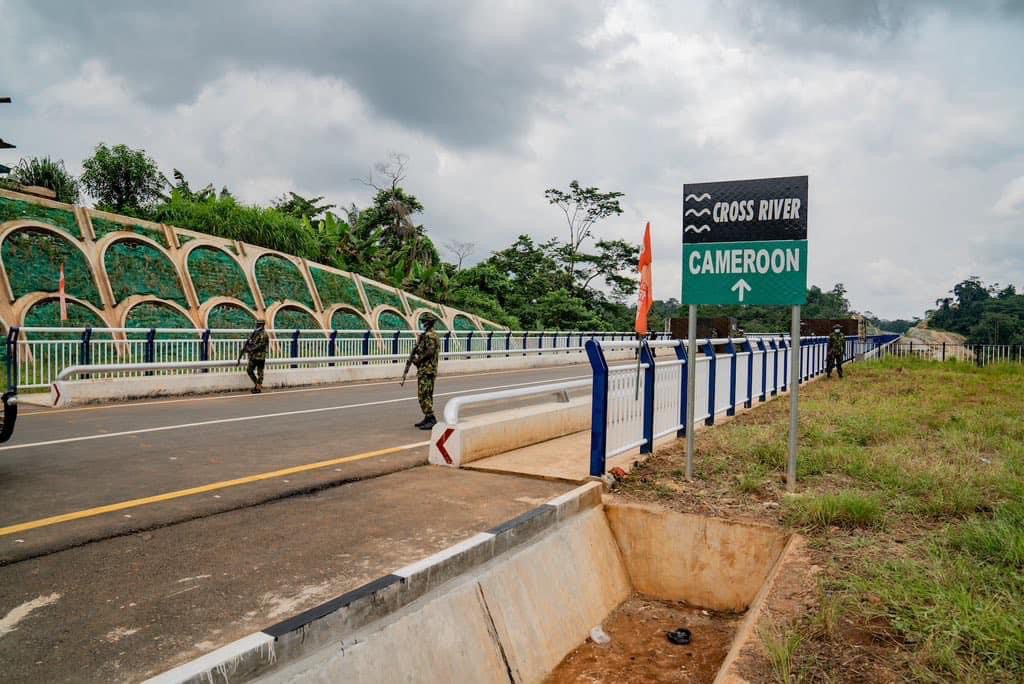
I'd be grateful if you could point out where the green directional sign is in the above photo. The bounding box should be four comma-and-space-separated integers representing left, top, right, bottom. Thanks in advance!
683, 239, 808, 305
682, 176, 808, 306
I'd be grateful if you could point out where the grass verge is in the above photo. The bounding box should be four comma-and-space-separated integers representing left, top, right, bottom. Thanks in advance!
613, 356, 1024, 682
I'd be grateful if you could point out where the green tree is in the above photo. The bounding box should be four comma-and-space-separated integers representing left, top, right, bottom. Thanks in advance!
571, 238, 640, 299
166, 168, 225, 203
10, 156, 80, 203
544, 180, 624, 284
931, 276, 995, 335
532, 288, 605, 330
80, 143, 166, 216
273, 192, 335, 222
970, 311, 1021, 345
804, 283, 851, 319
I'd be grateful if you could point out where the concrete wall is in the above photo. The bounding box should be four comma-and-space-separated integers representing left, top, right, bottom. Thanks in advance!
151, 492, 795, 683
263, 506, 631, 684
254, 502, 791, 683
605, 502, 789, 612
0, 188, 500, 336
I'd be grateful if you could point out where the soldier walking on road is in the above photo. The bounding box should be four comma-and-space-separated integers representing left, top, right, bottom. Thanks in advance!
240, 318, 270, 393
826, 324, 845, 379
408, 314, 441, 429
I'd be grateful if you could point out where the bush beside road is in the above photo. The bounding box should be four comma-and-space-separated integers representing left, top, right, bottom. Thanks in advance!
613, 357, 1024, 682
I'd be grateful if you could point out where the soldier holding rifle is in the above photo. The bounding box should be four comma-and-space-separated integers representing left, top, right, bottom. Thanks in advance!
237, 318, 270, 393
826, 324, 845, 379
402, 314, 440, 429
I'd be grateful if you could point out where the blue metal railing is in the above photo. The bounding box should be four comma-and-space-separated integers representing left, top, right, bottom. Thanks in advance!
4, 327, 640, 390
584, 334, 898, 477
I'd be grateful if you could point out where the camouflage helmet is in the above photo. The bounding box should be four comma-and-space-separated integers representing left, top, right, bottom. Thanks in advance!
833, 324, 842, 332
420, 313, 438, 328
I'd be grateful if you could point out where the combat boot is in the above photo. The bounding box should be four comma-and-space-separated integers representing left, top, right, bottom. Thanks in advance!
419, 415, 437, 430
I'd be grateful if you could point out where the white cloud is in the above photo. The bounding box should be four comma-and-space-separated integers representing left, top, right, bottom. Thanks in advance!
993, 176, 1024, 216
2, 0, 1023, 322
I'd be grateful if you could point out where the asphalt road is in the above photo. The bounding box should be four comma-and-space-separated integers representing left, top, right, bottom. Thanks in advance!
0, 363, 591, 563
0, 467, 570, 683
0, 364, 590, 682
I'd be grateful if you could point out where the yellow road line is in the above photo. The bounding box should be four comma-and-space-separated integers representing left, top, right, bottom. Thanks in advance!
0, 440, 430, 537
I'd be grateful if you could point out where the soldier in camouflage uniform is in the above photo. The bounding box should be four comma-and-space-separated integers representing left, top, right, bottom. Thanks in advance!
826, 324, 845, 379
242, 319, 270, 393
410, 314, 441, 429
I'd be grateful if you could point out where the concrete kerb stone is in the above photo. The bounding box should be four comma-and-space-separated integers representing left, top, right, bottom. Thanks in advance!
488, 504, 558, 557
546, 480, 603, 521
144, 632, 276, 684
146, 481, 603, 684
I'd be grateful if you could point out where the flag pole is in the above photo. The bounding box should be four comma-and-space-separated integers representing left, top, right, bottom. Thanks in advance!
634, 222, 653, 401
59, 261, 68, 326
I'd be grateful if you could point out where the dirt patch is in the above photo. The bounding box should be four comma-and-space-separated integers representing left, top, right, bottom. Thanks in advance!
545, 596, 742, 683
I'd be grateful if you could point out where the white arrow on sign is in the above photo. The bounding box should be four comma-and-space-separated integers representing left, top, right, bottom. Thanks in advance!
731, 278, 752, 302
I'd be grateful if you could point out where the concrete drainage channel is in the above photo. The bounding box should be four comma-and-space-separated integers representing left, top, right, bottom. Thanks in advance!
149, 483, 795, 684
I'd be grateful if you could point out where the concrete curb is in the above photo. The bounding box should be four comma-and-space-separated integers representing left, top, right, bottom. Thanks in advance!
146, 481, 603, 684
428, 397, 590, 467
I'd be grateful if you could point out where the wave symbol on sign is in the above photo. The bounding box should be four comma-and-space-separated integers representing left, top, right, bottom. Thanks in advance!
684, 208, 710, 217
684, 224, 711, 234
685, 193, 711, 202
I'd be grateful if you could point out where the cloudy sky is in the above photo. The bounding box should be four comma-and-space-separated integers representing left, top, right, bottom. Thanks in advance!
2, 0, 1022, 319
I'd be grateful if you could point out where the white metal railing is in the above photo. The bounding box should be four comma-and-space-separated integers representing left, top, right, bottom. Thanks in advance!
585, 334, 900, 475
442, 378, 591, 425
605, 361, 650, 458
4, 327, 639, 389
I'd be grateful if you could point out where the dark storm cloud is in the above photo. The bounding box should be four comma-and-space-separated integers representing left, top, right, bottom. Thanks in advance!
735, 0, 1023, 32
718, 0, 1024, 58
10, 0, 608, 148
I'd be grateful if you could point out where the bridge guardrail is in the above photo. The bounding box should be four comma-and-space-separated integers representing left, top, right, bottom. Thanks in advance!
442, 379, 591, 425
3, 327, 644, 391
585, 334, 901, 478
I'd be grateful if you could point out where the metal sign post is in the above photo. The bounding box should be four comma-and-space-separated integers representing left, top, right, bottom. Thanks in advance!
685, 305, 697, 479
682, 176, 808, 485
788, 305, 800, 491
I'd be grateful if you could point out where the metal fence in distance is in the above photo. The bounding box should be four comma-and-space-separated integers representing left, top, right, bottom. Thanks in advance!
584, 334, 901, 477
877, 341, 1024, 365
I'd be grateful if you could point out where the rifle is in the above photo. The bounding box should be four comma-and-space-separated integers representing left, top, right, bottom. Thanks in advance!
401, 331, 424, 386
237, 327, 262, 366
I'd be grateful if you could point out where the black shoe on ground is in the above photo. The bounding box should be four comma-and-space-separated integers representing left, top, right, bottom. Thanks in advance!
414, 418, 428, 428
418, 416, 437, 430
251, 387, 259, 394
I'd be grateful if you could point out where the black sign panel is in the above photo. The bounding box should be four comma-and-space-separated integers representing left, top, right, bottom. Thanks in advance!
682, 175, 808, 244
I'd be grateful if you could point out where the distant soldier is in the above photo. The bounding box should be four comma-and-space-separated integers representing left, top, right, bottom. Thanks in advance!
407, 314, 441, 429
239, 318, 270, 393
826, 324, 845, 379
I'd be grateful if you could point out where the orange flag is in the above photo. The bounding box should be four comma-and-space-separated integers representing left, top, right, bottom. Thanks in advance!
635, 222, 653, 334
59, 262, 68, 321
